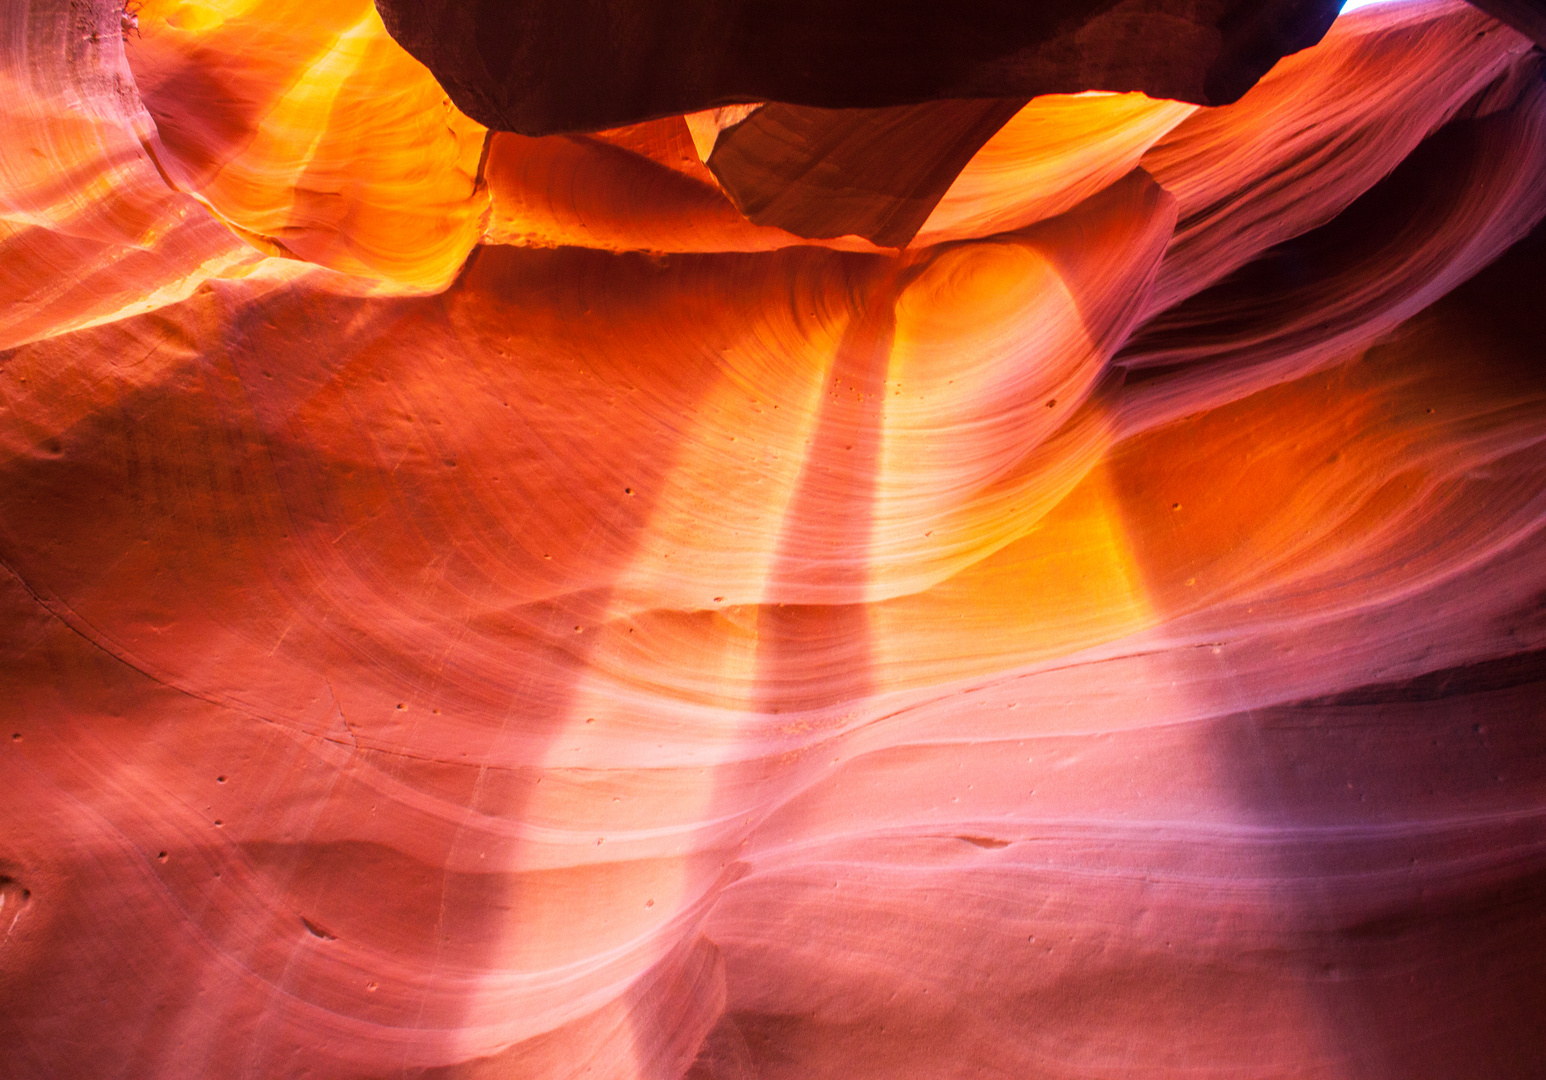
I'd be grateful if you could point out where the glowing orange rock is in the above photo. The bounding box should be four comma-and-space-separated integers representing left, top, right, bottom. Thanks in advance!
0, 0, 267, 348
126, 0, 488, 290
2, 2, 1545, 1078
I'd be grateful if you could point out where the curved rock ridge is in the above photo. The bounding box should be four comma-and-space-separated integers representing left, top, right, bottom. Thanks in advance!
3, 2, 1546, 1078
124, 0, 489, 290
0, 0, 271, 349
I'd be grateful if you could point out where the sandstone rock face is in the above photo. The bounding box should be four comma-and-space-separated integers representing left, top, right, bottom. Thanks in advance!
372, 0, 1346, 135
374, 0, 1346, 247
3, 2, 1545, 1078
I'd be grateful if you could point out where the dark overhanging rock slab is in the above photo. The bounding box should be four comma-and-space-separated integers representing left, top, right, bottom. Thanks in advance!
703, 98, 1031, 248
1472, 0, 1546, 45
374, 0, 1346, 137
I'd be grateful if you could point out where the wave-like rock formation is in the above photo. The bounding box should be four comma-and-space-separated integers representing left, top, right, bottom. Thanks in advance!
3, 1, 1545, 1077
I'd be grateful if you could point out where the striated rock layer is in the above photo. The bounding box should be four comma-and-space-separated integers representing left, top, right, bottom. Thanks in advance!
2, 2, 1546, 1078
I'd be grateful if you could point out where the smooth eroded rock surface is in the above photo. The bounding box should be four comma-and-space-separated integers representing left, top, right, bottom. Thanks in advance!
2, 2, 1545, 1078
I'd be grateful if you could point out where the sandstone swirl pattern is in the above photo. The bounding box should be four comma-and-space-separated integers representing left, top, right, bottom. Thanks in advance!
2, 2, 1545, 1078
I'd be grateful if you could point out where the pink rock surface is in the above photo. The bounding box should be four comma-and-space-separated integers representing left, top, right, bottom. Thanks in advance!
2, 2, 1545, 1077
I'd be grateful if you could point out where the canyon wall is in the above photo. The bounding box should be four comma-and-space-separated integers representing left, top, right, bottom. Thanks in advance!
2, 2, 1545, 1077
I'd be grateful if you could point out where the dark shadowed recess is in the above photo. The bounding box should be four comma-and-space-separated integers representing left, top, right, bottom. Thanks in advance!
374, 0, 1344, 136
1116, 54, 1546, 385
1185, 190, 1546, 1080
1201, 668, 1546, 1079
1474, 0, 1546, 45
